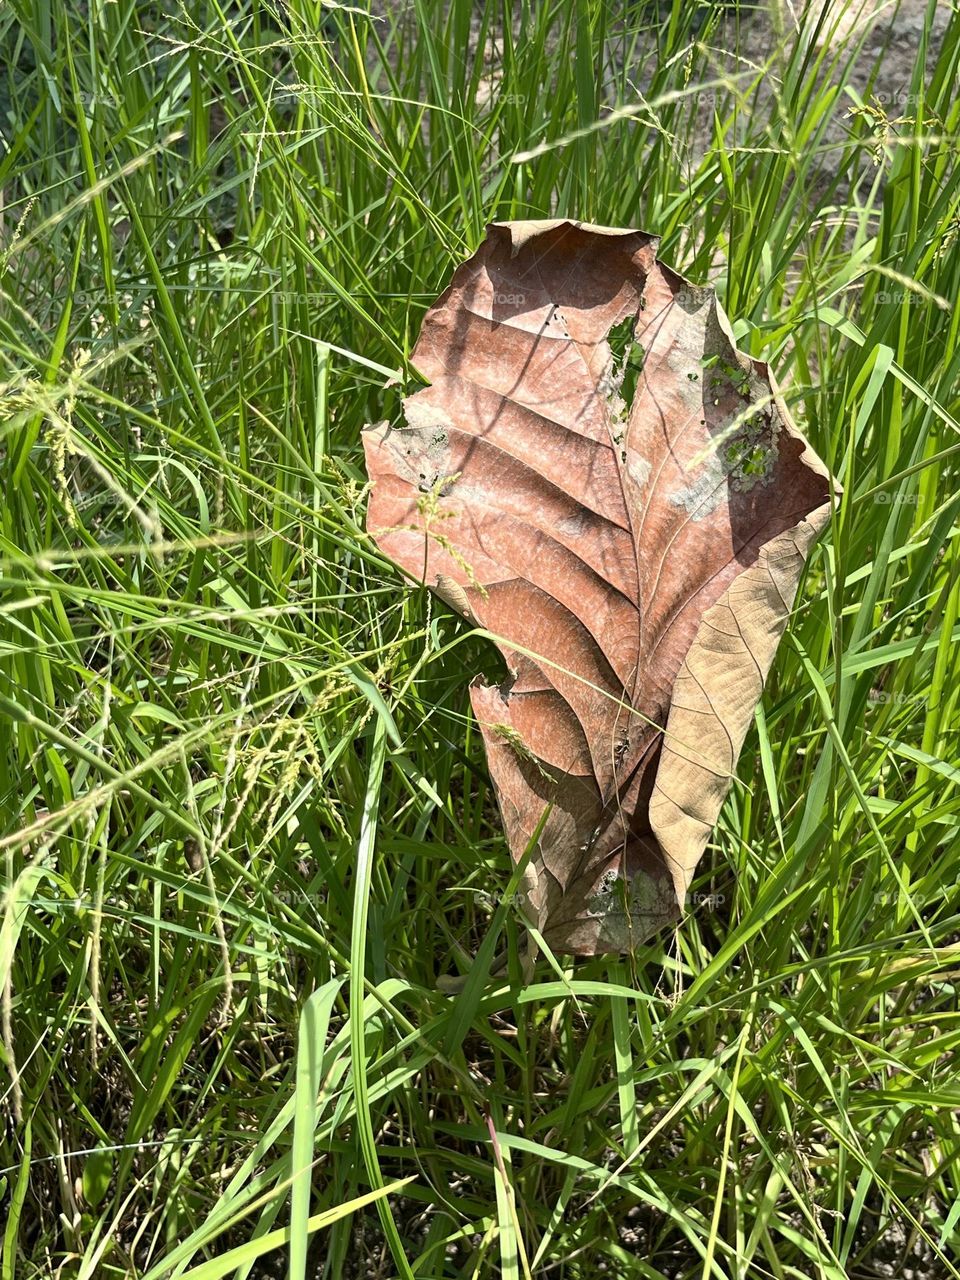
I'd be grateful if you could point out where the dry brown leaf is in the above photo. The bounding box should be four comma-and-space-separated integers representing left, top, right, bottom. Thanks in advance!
363, 220, 834, 955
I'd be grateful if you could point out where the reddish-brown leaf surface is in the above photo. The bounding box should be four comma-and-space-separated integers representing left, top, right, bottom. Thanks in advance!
363, 220, 834, 955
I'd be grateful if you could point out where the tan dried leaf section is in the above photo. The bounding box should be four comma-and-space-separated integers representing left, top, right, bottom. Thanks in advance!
363, 220, 833, 955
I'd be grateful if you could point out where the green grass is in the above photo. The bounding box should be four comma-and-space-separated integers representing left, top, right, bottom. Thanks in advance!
1, 0, 959, 1275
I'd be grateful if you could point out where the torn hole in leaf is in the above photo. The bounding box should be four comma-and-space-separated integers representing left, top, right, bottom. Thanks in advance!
604, 314, 646, 427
